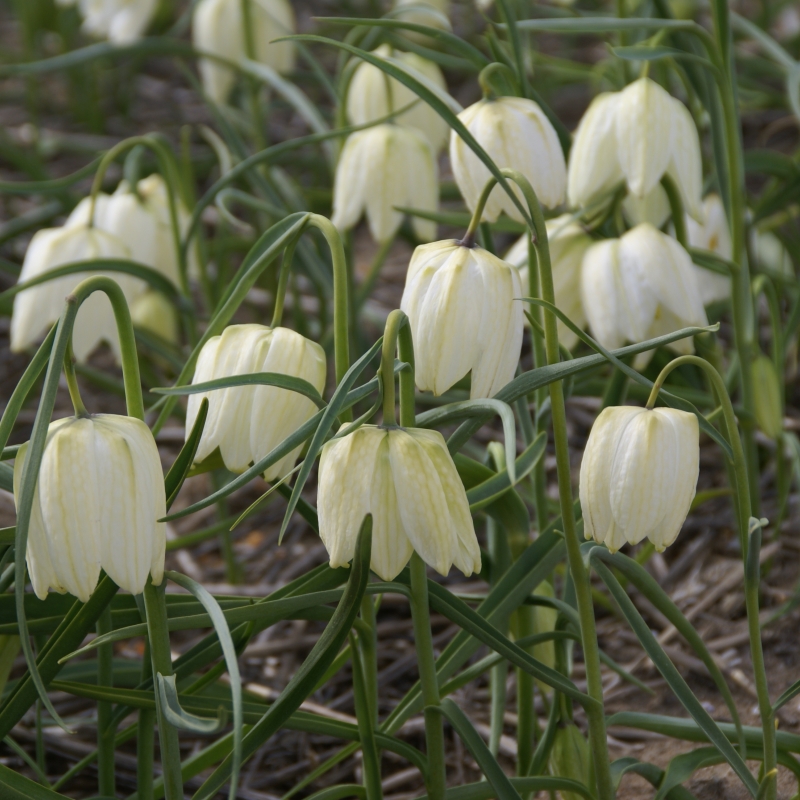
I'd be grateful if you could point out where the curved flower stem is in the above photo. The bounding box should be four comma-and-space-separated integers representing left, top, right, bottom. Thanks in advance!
307, 214, 352, 417
487, 169, 615, 800
660, 174, 688, 249
477, 61, 519, 100
270, 235, 300, 329
63, 338, 88, 418
143, 578, 183, 800
462, 179, 498, 246
646, 354, 774, 800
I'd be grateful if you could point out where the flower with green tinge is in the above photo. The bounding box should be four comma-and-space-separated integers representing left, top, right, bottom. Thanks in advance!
392, 0, 451, 37
622, 183, 671, 229
10, 205, 144, 363
331, 124, 438, 243
450, 96, 566, 222
752, 355, 783, 440
193, 0, 295, 105
579, 406, 699, 553
685, 193, 732, 305
317, 424, 480, 580
71, 0, 158, 44
14, 414, 166, 602
580, 223, 708, 358
346, 45, 449, 153
505, 214, 592, 350
131, 290, 180, 344
186, 324, 326, 479
751, 228, 794, 277
400, 239, 523, 398
567, 78, 704, 221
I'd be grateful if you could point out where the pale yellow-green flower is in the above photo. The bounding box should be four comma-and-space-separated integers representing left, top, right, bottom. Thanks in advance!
401, 239, 523, 398
78, 0, 158, 44
579, 406, 699, 553
317, 424, 480, 580
14, 415, 166, 602
186, 324, 326, 479
685, 193, 732, 304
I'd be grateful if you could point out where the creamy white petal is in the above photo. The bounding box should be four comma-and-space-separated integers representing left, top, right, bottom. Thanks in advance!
331, 129, 372, 234
685, 194, 732, 304
622, 183, 671, 228
666, 97, 704, 222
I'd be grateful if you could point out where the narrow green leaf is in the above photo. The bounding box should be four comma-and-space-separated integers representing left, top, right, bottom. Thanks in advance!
654, 747, 720, 800
156, 674, 227, 733
515, 16, 700, 33
164, 398, 208, 510
0, 761, 69, 799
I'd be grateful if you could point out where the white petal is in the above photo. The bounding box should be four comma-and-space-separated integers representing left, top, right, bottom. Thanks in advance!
666, 98, 704, 222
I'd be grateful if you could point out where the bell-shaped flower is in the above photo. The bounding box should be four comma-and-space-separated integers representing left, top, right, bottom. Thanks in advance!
131, 290, 180, 344
185, 324, 326, 479
579, 406, 699, 553
10, 207, 144, 362
751, 228, 793, 277
401, 239, 523, 398
332, 124, 438, 243
622, 183, 671, 229
568, 78, 703, 221
347, 45, 449, 153
77, 0, 158, 44
14, 414, 166, 602
505, 214, 592, 350
450, 96, 566, 222
580, 223, 708, 356
317, 424, 480, 580
193, 0, 295, 105
685, 194, 732, 304
393, 0, 451, 37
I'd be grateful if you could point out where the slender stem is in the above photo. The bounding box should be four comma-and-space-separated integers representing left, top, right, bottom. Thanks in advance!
270, 237, 299, 328
137, 609, 155, 800
143, 579, 183, 800
381, 311, 406, 426
409, 553, 446, 800
660, 174, 688, 249
63, 339, 88, 417
307, 215, 351, 406
350, 630, 383, 800
462, 179, 498, 245
496, 169, 614, 800
647, 354, 774, 798
96, 605, 115, 797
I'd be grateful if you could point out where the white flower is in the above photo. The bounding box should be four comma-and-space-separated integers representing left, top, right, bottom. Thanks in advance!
505, 214, 592, 350
317, 424, 480, 580
579, 406, 699, 553
347, 45, 449, 153
332, 124, 438, 243
78, 0, 158, 44
401, 239, 523, 398
15, 414, 166, 601
193, 0, 295, 105
567, 78, 703, 221
580, 223, 708, 356
10, 209, 144, 363
622, 183, 671, 229
685, 194, 732, 304
186, 324, 326, 479
392, 0, 451, 36
450, 96, 566, 222
131, 290, 179, 344
751, 228, 793, 277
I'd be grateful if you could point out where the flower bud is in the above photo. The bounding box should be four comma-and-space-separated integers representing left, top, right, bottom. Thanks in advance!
580, 223, 707, 356
579, 406, 699, 553
318, 424, 480, 580
131, 290, 180, 344
332, 124, 438, 243
193, 0, 295, 105
78, 0, 158, 44
186, 324, 326, 479
347, 46, 449, 153
505, 215, 591, 350
685, 193, 732, 304
10, 214, 144, 363
531, 580, 557, 692
400, 239, 523, 398
752, 355, 783, 440
450, 96, 566, 222
568, 78, 703, 221
549, 723, 592, 800
15, 414, 166, 601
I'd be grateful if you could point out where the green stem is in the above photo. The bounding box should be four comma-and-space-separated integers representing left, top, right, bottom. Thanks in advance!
96, 605, 115, 797
646, 354, 773, 799
143, 579, 183, 800
495, 169, 614, 800
63, 339, 88, 417
462, 178, 498, 245
350, 630, 383, 800
660, 174, 688, 249
409, 553, 446, 800
270, 236, 299, 328
137, 640, 155, 800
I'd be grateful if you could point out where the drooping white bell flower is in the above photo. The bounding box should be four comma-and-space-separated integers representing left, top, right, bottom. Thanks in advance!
751, 228, 794, 277
568, 78, 704, 221
622, 183, 671, 229
450, 96, 567, 222
505, 214, 592, 350
193, 0, 296, 105
317, 424, 480, 580
580, 223, 708, 356
185, 324, 326, 479
10, 206, 145, 362
579, 405, 699, 553
685, 194, 732, 304
401, 239, 523, 398
15, 414, 166, 602
78, 0, 158, 44
332, 124, 438, 243
392, 0, 451, 36
346, 45, 449, 153
131, 290, 180, 344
